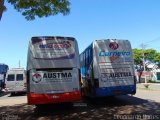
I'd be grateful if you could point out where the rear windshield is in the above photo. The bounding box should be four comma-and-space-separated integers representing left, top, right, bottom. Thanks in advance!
16, 74, 23, 81
7, 74, 15, 81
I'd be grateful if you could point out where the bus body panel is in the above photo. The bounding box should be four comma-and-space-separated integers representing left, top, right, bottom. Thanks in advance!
27, 36, 81, 105
0, 64, 8, 90
5, 68, 26, 93
0, 74, 5, 90
29, 68, 80, 94
94, 40, 135, 88
27, 37, 79, 70
95, 85, 135, 97
80, 39, 136, 97
27, 91, 81, 105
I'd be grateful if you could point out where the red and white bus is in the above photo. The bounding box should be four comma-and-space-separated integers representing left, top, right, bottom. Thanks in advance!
27, 36, 81, 105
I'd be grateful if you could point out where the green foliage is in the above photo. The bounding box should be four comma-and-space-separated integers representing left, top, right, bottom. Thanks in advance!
154, 53, 160, 67
144, 49, 157, 62
132, 48, 142, 65
148, 80, 156, 83
133, 48, 160, 67
7, 0, 70, 20
0, 0, 5, 20
3, 5, 7, 12
143, 83, 150, 88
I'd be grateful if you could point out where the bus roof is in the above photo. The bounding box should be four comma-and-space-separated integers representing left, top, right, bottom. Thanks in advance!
31, 36, 75, 44
9, 68, 25, 71
94, 39, 129, 42
80, 39, 130, 54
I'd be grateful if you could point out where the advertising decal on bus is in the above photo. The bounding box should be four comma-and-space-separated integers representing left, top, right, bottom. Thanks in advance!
96, 41, 135, 87
32, 73, 42, 83
98, 41, 132, 63
31, 38, 75, 60
32, 71, 73, 83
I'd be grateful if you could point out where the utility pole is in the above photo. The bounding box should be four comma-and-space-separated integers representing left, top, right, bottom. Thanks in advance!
141, 43, 147, 83
19, 60, 21, 68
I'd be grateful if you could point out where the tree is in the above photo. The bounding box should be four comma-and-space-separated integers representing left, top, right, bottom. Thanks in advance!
0, 0, 4, 20
133, 48, 160, 82
144, 49, 157, 62
133, 48, 160, 66
0, 0, 70, 21
154, 52, 160, 67
132, 48, 143, 65
132, 48, 143, 82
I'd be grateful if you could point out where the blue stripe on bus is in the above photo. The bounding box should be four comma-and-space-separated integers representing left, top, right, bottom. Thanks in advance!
96, 85, 136, 97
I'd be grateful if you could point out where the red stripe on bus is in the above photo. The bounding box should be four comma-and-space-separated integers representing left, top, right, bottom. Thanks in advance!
27, 92, 81, 105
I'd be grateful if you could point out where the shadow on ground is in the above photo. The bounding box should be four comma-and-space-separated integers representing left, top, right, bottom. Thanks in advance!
8, 92, 27, 97
0, 92, 26, 97
0, 95, 160, 120
0, 92, 9, 97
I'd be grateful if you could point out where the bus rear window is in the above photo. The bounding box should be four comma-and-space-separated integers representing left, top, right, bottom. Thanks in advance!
7, 74, 15, 81
16, 74, 23, 81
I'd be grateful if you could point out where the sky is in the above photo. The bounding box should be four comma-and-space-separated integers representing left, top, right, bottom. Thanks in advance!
0, 0, 160, 68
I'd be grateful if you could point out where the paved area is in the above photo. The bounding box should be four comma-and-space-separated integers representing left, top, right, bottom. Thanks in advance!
0, 88, 160, 120
134, 89, 160, 103
137, 83, 160, 91
0, 94, 27, 106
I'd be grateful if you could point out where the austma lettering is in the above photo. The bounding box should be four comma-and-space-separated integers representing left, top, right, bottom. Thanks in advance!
43, 72, 72, 79
102, 72, 132, 78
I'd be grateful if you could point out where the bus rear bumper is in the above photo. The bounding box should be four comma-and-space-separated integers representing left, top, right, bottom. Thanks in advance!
27, 91, 81, 105
95, 85, 136, 97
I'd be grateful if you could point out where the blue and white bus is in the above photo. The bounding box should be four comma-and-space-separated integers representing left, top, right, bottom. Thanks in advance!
80, 39, 136, 97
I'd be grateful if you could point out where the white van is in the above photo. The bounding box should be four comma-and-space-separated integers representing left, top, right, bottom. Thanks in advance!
5, 68, 27, 95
